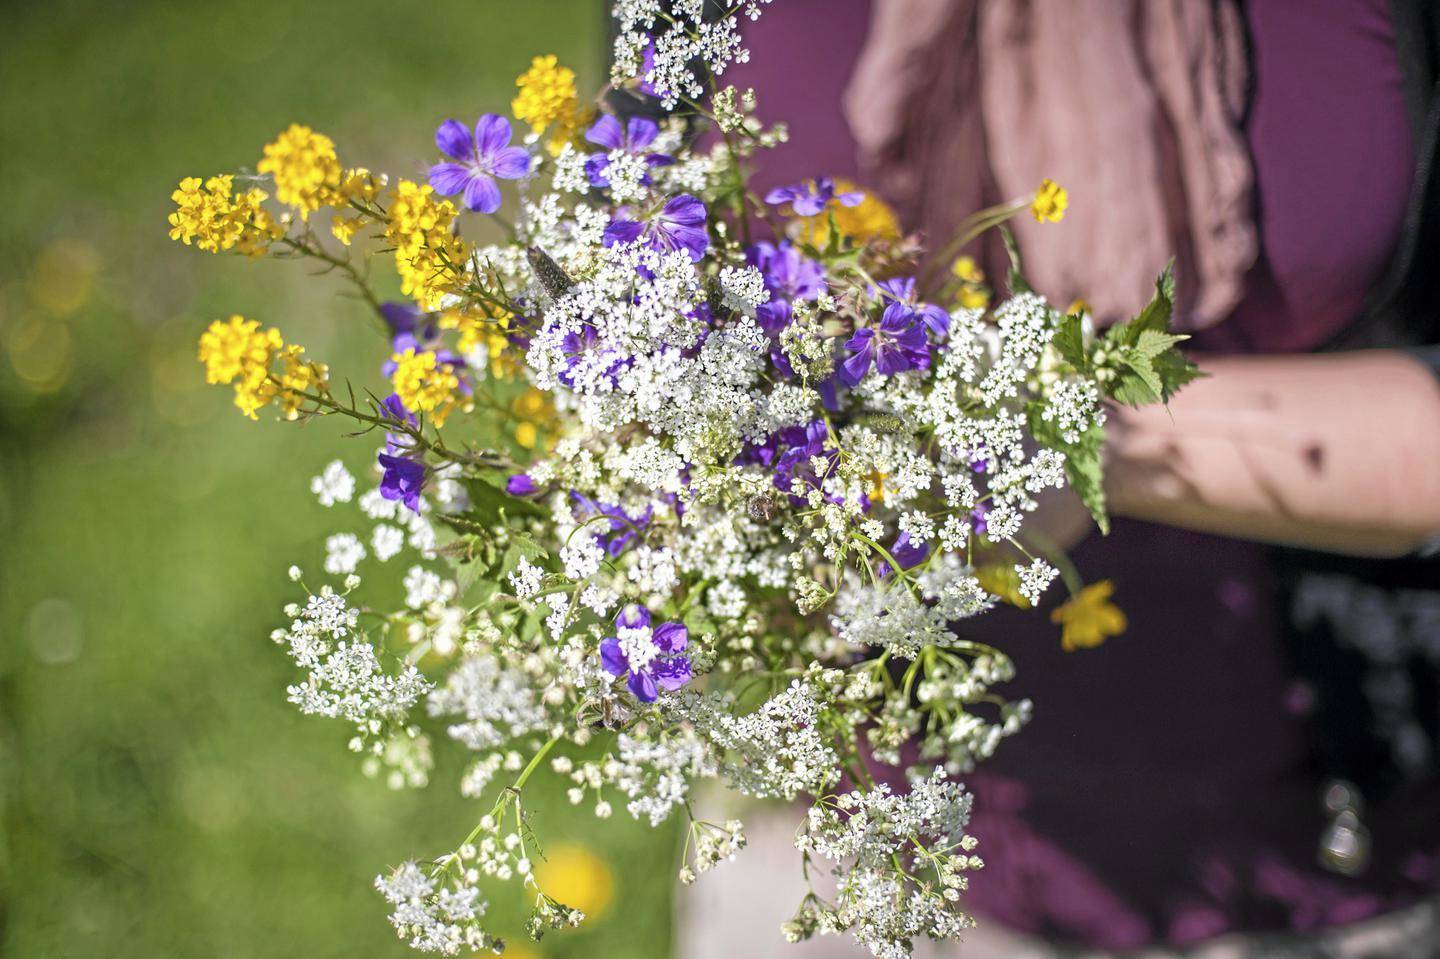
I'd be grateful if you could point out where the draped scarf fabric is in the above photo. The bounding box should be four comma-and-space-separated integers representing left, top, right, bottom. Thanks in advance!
844, 0, 1256, 331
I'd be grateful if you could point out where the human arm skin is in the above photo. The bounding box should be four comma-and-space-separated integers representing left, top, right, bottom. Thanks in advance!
1099, 350, 1440, 558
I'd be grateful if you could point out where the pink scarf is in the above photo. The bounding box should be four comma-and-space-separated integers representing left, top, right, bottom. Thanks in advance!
844, 0, 1256, 330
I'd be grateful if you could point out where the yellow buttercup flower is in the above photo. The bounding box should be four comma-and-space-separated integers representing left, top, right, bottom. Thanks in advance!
1031, 178, 1068, 223
390, 348, 461, 427
257, 124, 343, 219
1051, 580, 1127, 651
197, 316, 325, 420
793, 178, 900, 247
511, 386, 556, 449
512, 55, 578, 134
534, 844, 614, 920
950, 255, 990, 310
957, 286, 991, 310
950, 255, 983, 284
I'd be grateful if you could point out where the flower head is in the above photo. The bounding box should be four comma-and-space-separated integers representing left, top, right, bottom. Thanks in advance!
598, 604, 691, 703
603, 194, 708, 262
429, 115, 531, 214
874, 276, 950, 337
168, 175, 280, 256
837, 309, 930, 387
378, 451, 426, 514
583, 114, 673, 188
1031, 178, 1068, 223
257, 124, 343, 218
746, 241, 825, 303
1051, 580, 1127, 651
390, 348, 461, 427
512, 55, 578, 132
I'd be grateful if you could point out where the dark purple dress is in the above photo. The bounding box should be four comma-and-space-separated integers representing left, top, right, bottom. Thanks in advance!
734, 0, 1437, 948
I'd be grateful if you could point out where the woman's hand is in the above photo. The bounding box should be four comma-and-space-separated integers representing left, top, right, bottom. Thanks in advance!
1103, 350, 1440, 558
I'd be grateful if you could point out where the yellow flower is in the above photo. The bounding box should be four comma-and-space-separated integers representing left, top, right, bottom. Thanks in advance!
1051, 580, 1127, 651
390, 348, 461, 427
512, 55, 578, 134
793, 179, 900, 247
1031, 178, 1068, 223
1066, 297, 1092, 316
510, 386, 556, 449
384, 180, 469, 310
976, 563, 1031, 609
950, 255, 990, 309
338, 166, 381, 204
197, 316, 325, 419
950, 255, 984, 285
331, 214, 365, 246
168, 175, 280, 256
257, 124, 343, 219
534, 844, 614, 920
957, 286, 991, 310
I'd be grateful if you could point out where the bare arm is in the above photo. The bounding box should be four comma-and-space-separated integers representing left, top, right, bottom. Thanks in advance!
1103, 350, 1440, 558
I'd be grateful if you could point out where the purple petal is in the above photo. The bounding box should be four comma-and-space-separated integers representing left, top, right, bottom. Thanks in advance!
428, 162, 472, 197
790, 194, 827, 217
489, 146, 531, 180
844, 328, 876, 352
599, 638, 629, 676
616, 603, 651, 629
880, 302, 917, 332
463, 174, 502, 214
473, 113, 512, 158
584, 115, 625, 151
603, 218, 646, 247
584, 154, 612, 186
764, 186, 799, 206
837, 190, 865, 207
652, 622, 689, 654
664, 224, 709, 261
919, 303, 951, 336
627, 669, 659, 702
839, 342, 874, 386
653, 656, 691, 691
506, 473, 537, 496
435, 119, 475, 162
625, 116, 659, 149
661, 194, 707, 226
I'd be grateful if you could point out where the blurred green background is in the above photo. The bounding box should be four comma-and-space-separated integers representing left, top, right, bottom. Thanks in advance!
0, 3, 677, 956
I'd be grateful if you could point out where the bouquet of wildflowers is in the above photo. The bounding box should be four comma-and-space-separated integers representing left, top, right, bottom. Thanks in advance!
169, 2, 1196, 956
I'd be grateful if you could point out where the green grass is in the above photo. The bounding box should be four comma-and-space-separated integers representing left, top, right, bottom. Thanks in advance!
0, 3, 677, 957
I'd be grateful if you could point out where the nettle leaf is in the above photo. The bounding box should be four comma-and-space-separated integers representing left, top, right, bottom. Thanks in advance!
1154, 348, 1204, 400
1102, 259, 1200, 406
1134, 328, 1187, 360
1027, 407, 1110, 533
1052, 311, 1088, 370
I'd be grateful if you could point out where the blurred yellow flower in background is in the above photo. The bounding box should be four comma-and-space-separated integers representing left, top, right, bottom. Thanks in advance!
977, 563, 1031, 609
1051, 580, 1127, 651
534, 844, 614, 920
1031, 178, 1068, 223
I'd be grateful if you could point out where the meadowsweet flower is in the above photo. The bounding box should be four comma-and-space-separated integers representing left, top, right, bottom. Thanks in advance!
429, 115, 530, 214
257, 124, 343, 218
1052, 580, 1127, 651
512, 55, 578, 132
1031, 177, 1068, 223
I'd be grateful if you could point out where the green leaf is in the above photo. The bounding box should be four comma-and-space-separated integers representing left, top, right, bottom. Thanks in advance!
1133, 328, 1187, 361
1027, 407, 1110, 533
1052, 312, 1088, 369
1131, 258, 1176, 337
462, 477, 544, 526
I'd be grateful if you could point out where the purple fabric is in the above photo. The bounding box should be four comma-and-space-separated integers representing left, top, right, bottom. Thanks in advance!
741, 0, 1433, 947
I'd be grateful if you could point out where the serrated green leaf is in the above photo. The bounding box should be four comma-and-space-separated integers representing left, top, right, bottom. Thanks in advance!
1053, 312, 1088, 369
1153, 348, 1205, 401
1133, 328, 1187, 361
1026, 407, 1110, 533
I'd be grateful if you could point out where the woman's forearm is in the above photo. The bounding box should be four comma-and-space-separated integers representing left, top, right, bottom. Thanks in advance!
1104, 350, 1440, 558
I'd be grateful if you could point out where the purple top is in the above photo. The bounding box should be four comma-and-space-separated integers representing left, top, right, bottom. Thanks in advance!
735, 0, 1433, 948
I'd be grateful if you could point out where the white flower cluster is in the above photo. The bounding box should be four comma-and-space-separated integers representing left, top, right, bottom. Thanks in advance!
611, 0, 774, 109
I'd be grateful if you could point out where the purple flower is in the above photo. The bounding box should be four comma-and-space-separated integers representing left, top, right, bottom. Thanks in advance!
764, 177, 864, 217
506, 473, 538, 496
378, 451, 426, 514
771, 420, 838, 500
837, 309, 931, 387
558, 322, 629, 389
429, 114, 531, 214
599, 604, 691, 702
971, 502, 990, 536
604, 194, 709, 262
878, 531, 929, 578
874, 277, 950, 337
583, 114, 673, 187
572, 492, 652, 557
746, 241, 826, 303
377, 393, 420, 455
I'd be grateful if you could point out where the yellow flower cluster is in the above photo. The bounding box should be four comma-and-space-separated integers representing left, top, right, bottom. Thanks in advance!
950, 255, 991, 310
257, 124, 344, 219
435, 304, 523, 379
384, 180, 470, 310
1052, 580, 1127, 651
168, 175, 282, 257
512, 55, 578, 133
793, 179, 900, 248
390, 347, 463, 427
331, 167, 383, 245
1031, 178, 1068, 223
197, 315, 327, 419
